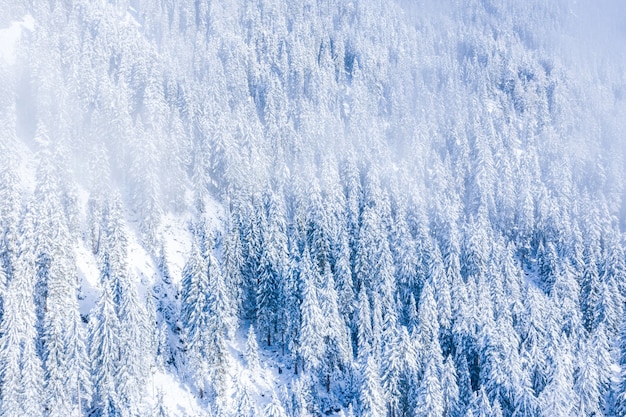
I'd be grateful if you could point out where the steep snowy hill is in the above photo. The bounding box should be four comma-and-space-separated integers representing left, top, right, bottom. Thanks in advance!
0, 0, 626, 416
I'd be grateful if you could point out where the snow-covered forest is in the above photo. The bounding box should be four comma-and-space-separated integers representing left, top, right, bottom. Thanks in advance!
1, 0, 626, 416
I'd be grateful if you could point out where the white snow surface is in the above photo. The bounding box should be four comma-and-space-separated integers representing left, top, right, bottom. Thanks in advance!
0, 15, 33, 65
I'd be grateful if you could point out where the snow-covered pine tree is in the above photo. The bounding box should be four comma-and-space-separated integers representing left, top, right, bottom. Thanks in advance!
298, 248, 323, 374
246, 325, 261, 371
359, 355, 385, 417
264, 393, 288, 417
89, 259, 121, 417
413, 344, 444, 417
180, 240, 211, 397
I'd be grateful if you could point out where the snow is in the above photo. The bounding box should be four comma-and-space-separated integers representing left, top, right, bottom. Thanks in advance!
2, 1, 626, 415
74, 242, 100, 317
151, 369, 203, 417
159, 212, 194, 284
0, 15, 34, 66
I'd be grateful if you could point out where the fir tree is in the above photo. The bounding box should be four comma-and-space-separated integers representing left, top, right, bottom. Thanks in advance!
89, 268, 120, 417
246, 325, 261, 371
359, 355, 385, 417
264, 393, 288, 417
414, 347, 444, 417
298, 249, 323, 373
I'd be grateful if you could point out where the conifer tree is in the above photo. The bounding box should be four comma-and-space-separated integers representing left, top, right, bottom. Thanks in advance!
246, 325, 261, 371
414, 346, 444, 417
298, 249, 323, 373
359, 355, 385, 417
319, 264, 352, 392
356, 286, 373, 361
117, 276, 150, 415
574, 337, 602, 417
89, 264, 121, 417
264, 393, 288, 417
235, 385, 256, 417
539, 333, 576, 417
442, 355, 460, 417
180, 241, 211, 394
469, 388, 492, 417
0, 210, 44, 417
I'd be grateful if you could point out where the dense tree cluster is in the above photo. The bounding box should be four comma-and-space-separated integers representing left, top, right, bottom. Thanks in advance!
0, 0, 625, 416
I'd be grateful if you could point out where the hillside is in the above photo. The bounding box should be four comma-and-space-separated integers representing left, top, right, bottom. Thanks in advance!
0, 0, 626, 416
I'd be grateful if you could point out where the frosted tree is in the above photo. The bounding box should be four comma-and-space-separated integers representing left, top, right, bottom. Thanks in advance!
257, 188, 289, 348
381, 326, 402, 417
538, 333, 576, 417
0, 153, 20, 323
359, 355, 385, 417
414, 348, 444, 417
574, 337, 602, 416
205, 245, 234, 403
235, 385, 256, 417
0, 267, 44, 417
356, 286, 373, 361
332, 231, 355, 323
469, 388, 492, 417
89, 263, 121, 417
86, 145, 111, 255
264, 393, 288, 417
130, 115, 162, 248
580, 250, 600, 333
390, 209, 418, 306
246, 325, 261, 371
614, 314, 626, 416
0, 312, 21, 416
319, 264, 352, 393
0, 209, 44, 417
65, 305, 92, 416
442, 356, 460, 417
256, 220, 282, 347
298, 249, 323, 373
430, 244, 452, 332
116, 277, 150, 415
221, 211, 245, 320
180, 241, 211, 395
417, 281, 440, 348
21, 337, 45, 417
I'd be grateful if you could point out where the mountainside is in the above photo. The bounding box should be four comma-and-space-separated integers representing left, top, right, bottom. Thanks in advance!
0, 0, 626, 416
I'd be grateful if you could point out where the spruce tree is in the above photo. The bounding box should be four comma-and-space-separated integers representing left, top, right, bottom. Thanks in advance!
298, 249, 323, 373
359, 355, 385, 417
89, 264, 121, 417
246, 325, 261, 371
414, 347, 444, 417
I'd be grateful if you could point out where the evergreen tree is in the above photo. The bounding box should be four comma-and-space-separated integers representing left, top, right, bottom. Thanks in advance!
264, 393, 288, 417
469, 388, 492, 417
117, 276, 150, 415
580, 250, 600, 333
538, 333, 576, 417
298, 249, 323, 373
0, 210, 44, 417
574, 337, 602, 417
356, 286, 373, 361
442, 356, 460, 417
359, 355, 385, 417
235, 385, 256, 417
89, 264, 121, 417
180, 241, 211, 395
246, 325, 261, 371
414, 347, 444, 417
319, 264, 352, 393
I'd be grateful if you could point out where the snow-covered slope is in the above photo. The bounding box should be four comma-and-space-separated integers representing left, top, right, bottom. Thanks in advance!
1, 0, 626, 416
